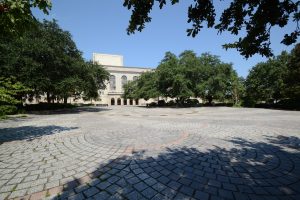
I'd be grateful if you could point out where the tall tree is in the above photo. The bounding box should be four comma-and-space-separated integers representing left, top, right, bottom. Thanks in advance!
0, 20, 109, 104
0, 0, 51, 36
123, 0, 300, 58
285, 43, 300, 100
0, 77, 29, 115
245, 51, 289, 104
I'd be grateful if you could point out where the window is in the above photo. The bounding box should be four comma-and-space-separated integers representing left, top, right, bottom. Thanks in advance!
121, 75, 127, 88
123, 99, 127, 105
109, 75, 116, 90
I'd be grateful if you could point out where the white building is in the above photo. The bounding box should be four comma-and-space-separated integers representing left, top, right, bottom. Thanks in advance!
92, 53, 153, 106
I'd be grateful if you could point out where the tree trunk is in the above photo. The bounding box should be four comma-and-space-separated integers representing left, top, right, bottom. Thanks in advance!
63, 96, 68, 104
208, 96, 213, 106
46, 92, 51, 103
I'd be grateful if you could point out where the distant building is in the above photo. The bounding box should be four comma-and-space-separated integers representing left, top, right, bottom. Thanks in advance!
92, 53, 153, 106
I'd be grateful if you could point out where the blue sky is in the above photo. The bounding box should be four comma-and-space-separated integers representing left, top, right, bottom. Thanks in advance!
33, 0, 299, 77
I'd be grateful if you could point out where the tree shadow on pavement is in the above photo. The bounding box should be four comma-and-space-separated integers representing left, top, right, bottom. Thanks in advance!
49, 135, 300, 200
0, 125, 78, 143
27, 106, 111, 115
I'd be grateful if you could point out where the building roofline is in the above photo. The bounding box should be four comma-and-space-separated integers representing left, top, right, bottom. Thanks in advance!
93, 53, 123, 57
103, 65, 154, 70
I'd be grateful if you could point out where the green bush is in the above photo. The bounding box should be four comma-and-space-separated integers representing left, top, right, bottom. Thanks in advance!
166, 100, 176, 106
0, 105, 18, 115
157, 100, 166, 107
147, 102, 157, 107
185, 99, 199, 107
24, 103, 76, 111
255, 99, 300, 110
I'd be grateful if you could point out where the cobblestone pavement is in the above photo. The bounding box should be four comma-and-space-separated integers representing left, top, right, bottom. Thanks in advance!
0, 106, 300, 200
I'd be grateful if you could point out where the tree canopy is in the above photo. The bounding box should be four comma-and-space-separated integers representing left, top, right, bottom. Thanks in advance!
123, 51, 243, 106
123, 0, 300, 58
2, 1, 298, 59
0, 20, 109, 106
0, 0, 52, 36
244, 44, 300, 108
285, 43, 300, 100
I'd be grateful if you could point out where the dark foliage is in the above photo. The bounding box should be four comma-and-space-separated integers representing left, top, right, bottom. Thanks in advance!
123, 0, 300, 58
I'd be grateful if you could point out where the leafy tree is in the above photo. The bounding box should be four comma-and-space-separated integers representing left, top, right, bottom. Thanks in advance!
156, 52, 194, 104
230, 74, 245, 105
0, 0, 51, 36
123, 71, 159, 101
285, 43, 300, 100
136, 71, 160, 101
197, 64, 235, 105
123, 0, 300, 58
123, 80, 138, 100
245, 51, 289, 104
0, 20, 109, 104
80, 61, 109, 102
130, 51, 238, 106
0, 77, 29, 115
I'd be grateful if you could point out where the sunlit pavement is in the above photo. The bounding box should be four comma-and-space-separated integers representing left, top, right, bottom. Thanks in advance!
0, 106, 300, 200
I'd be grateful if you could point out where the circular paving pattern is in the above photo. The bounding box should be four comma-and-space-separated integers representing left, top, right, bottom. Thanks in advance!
0, 106, 299, 200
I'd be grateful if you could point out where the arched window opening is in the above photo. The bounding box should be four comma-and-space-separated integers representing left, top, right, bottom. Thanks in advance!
121, 75, 127, 88
117, 98, 121, 105
129, 99, 133, 105
123, 99, 127, 105
109, 75, 116, 90
135, 99, 139, 105
111, 98, 115, 105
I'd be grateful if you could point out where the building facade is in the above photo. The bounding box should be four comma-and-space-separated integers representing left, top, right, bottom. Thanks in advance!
92, 53, 153, 106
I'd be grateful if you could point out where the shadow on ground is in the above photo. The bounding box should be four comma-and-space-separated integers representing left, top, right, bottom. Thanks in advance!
0, 125, 78, 143
50, 135, 300, 200
27, 106, 111, 115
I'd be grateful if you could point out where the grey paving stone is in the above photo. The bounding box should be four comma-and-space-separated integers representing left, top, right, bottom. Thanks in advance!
0, 184, 16, 193
96, 181, 111, 190
134, 182, 148, 192
27, 184, 44, 194
92, 191, 110, 199
173, 192, 190, 200
68, 193, 85, 200
7, 177, 24, 185
151, 193, 165, 200
218, 189, 234, 199
8, 189, 27, 199
194, 190, 209, 200
45, 180, 60, 189
180, 185, 194, 196
144, 177, 157, 186
233, 192, 250, 200
141, 187, 157, 199
75, 184, 90, 193
106, 184, 122, 194
0, 192, 9, 200
83, 187, 99, 198
127, 177, 140, 185
0, 107, 300, 200
107, 193, 123, 200
222, 182, 237, 191
107, 176, 120, 184
125, 190, 144, 200
152, 182, 167, 192
168, 180, 181, 190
